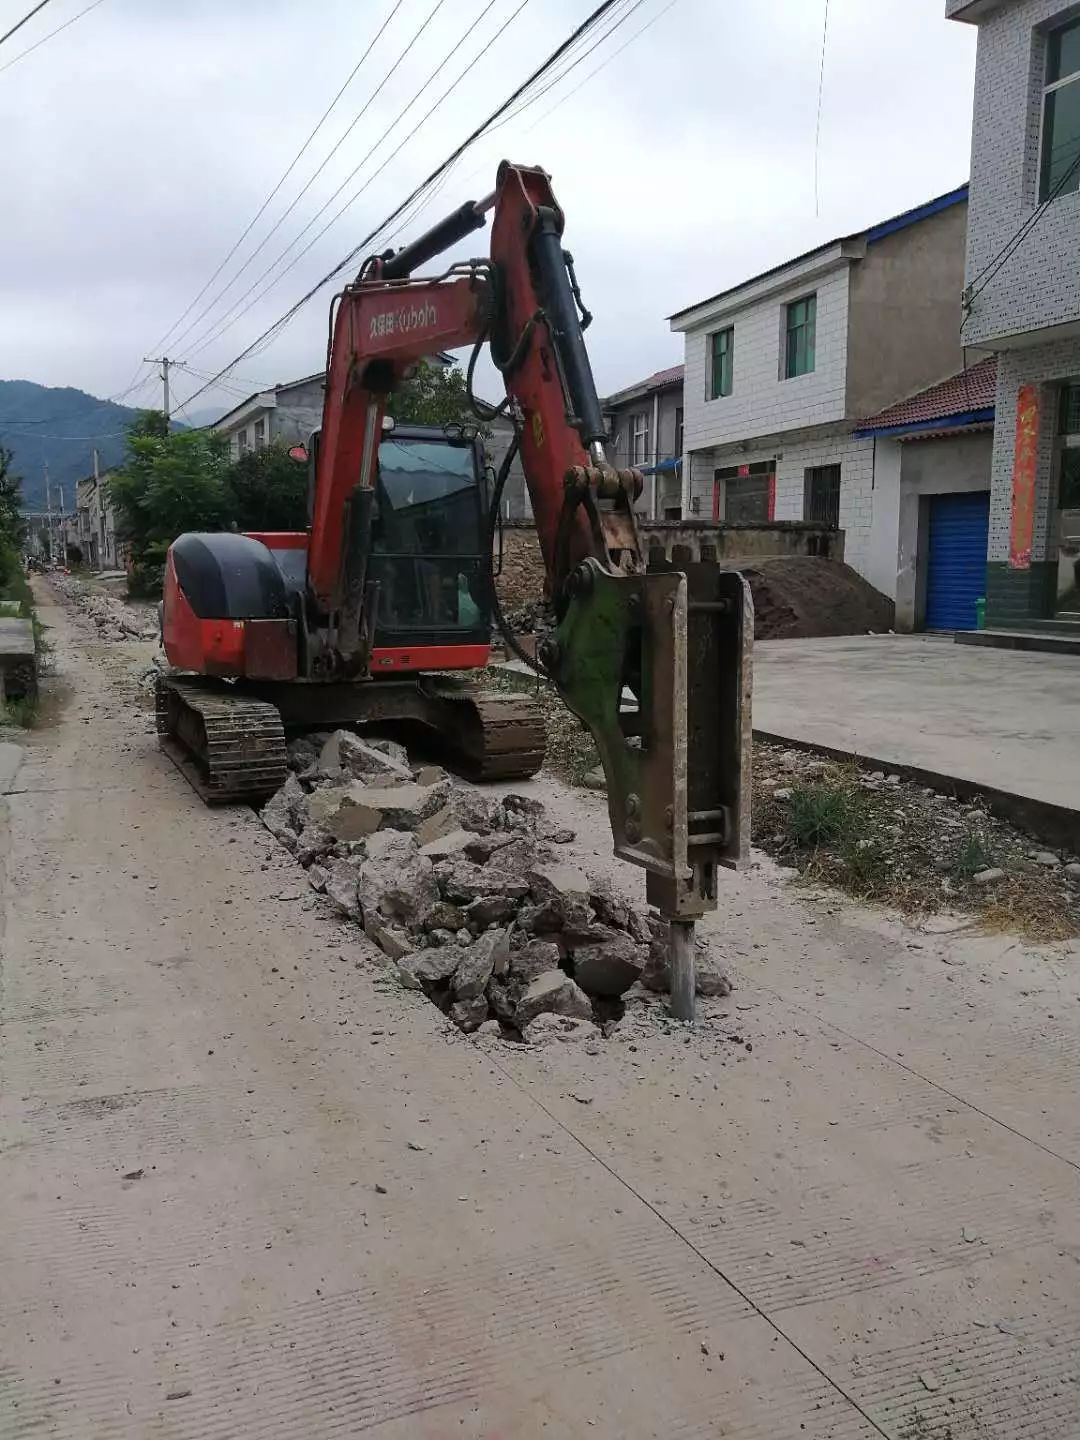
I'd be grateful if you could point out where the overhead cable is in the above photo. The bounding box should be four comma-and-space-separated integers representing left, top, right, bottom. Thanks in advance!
0, 0, 53, 48
165, 0, 450, 356
0, 0, 106, 75
181, 0, 521, 361
147, 0, 408, 355
176, 0, 625, 409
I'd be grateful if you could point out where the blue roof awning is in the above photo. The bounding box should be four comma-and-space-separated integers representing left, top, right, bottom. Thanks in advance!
640, 456, 682, 475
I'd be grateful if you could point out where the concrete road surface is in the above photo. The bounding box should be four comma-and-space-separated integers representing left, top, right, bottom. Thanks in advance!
3, 585, 1080, 1437
755, 633, 1080, 815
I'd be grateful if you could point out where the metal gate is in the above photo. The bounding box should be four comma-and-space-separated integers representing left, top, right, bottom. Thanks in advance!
924, 491, 990, 631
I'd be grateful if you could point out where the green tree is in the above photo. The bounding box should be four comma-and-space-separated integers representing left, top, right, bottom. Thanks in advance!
0, 447, 25, 593
386, 361, 475, 427
0, 446, 26, 548
225, 443, 308, 532
109, 416, 231, 596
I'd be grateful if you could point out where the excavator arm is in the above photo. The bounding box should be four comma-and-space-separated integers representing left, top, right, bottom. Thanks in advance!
309, 162, 752, 1005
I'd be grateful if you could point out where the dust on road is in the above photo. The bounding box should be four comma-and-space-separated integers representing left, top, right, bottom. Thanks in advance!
3, 577, 1080, 1438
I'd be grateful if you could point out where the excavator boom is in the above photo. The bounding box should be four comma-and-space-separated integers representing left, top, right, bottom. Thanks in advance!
306, 162, 752, 951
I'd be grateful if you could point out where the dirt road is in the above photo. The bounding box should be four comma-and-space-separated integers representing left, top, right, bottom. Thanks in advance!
3, 583, 1080, 1438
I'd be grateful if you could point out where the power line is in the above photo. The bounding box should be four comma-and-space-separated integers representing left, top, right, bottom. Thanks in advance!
516, 0, 682, 134
814, 0, 830, 218
0, 0, 106, 75
177, 0, 626, 410
0, 0, 52, 47
147, 0, 408, 357
480, 0, 637, 132
354, 0, 674, 265
181, 0, 522, 363
165, 0, 451, 358
454, 0, 669, 174
962, 145, 1080, 327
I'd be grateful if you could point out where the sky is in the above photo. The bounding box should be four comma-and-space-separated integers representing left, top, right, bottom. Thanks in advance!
0, 0, 979, 425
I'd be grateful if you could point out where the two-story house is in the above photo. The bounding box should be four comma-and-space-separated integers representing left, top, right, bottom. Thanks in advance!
210, 372, 327, 460
668, 187, 970, 588
948, 0, 1080, 627
602, 365, 685, 518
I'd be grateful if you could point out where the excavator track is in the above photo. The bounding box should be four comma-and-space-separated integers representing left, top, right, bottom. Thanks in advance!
156, 676, 288, 805
431, 685, 547, 781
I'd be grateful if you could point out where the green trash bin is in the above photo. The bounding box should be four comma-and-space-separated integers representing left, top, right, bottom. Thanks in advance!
975, 596, 986, 630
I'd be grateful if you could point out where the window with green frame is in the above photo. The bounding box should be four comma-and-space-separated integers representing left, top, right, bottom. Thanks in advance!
1040, 17, 1080, 202
709, 327, 733, 399
785, 295, 816, 378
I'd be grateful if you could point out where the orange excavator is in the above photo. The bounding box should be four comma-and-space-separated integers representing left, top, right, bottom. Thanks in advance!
158, 161, 751, 972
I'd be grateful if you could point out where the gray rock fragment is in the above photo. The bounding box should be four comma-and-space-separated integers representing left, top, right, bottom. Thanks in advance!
508, 939, 562, 983
573, 930, 647, 997
515, 971, 594, 1027
402, 944, 467, 986
324, 858, 361, 919
356, 832, 439, 927
453, 928, 510, 999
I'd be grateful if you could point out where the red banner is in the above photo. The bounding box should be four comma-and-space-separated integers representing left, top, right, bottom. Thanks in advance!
1009, 383, 1040, 570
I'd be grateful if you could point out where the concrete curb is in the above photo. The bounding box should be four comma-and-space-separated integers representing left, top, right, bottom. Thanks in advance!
754, 728, 1080, 854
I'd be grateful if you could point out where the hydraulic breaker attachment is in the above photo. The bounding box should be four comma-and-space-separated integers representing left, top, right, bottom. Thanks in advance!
539, 558, 753, 924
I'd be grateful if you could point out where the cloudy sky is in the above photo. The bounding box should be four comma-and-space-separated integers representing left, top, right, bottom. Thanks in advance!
0, 0, 977, 423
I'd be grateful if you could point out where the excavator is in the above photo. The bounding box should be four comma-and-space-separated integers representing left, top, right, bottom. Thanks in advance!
158, 161, 752, 988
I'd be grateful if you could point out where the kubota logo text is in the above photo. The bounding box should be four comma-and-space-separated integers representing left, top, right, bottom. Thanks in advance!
369, 302, 438, 340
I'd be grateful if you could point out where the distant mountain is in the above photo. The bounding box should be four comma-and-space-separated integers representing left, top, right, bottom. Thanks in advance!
179, 404, 227, 430
0, 380, 174, 512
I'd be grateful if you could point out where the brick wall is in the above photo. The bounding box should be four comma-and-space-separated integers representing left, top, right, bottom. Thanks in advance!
961, 0, 1080, 346
688, 428, 876, 580
680, 265, 851, 453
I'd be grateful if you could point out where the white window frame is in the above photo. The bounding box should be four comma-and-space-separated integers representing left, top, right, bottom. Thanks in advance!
630, 410, 650, 465
237, 427, 250, 456
254, 416, 266, 451
1039, 18, 1080, 202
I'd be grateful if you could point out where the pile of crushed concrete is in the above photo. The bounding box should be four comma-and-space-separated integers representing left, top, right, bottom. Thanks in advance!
51, 573, 159, 642
261, 730, 731, 1042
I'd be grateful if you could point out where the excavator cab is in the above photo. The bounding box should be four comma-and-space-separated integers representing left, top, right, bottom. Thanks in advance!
297, 420, 493, 665
366, 423, 491, 653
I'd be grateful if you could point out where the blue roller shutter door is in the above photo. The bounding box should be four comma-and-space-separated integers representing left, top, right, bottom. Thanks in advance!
925, 491, 990, 632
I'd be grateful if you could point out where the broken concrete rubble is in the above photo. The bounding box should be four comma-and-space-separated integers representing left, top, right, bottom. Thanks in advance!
324, 858, 360, 919
257, 732, 732, 1036
516, 971, 593, 1027
573, 928, 646, 998
522, 1013, 602, 1045
321, 730, 413, 782
508, 938, 562, 984
355, 831, 439, 928
308, 780, 449, 841
452, 928, 509, 1000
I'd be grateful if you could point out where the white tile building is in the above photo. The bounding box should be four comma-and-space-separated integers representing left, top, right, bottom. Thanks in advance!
948, 0, 1080, 627
668, 188, 971, 586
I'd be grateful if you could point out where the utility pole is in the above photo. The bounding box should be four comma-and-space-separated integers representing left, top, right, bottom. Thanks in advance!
143, 355, 171, 420
44, 464, 53, 565
93, 446, 105, 570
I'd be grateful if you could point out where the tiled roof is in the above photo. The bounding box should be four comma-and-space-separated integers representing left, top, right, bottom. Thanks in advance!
857, 357, 997, 434
603, 364, 684, 407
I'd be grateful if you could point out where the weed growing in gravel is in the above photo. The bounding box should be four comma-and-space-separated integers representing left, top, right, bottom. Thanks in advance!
954, 827, 994, 879
786, 782, 862, 849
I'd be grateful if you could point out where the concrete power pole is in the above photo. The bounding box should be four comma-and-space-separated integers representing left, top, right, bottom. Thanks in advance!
143, 356, 171, 421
